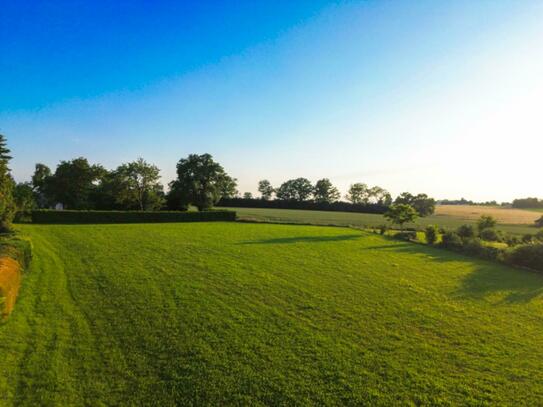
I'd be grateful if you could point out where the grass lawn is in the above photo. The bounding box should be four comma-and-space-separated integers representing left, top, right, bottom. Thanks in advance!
2, 222, 543, 405
224, 207, 538, 236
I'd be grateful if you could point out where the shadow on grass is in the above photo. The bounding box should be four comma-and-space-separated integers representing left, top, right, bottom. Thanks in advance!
361, 236, 543, 304
238, 234, 362, 245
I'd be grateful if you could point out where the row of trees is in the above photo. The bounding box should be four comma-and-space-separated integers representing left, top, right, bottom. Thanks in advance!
252, 179, 436, 216
0, 133, 436, 229
20, 153, 237, 212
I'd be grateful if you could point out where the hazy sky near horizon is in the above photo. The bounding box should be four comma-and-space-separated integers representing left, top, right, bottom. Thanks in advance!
2, 0, 542, 202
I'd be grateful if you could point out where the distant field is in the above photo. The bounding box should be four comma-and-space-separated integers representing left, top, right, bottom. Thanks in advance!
2, 222, 543, 405
435, 205, 540, 224
226, 206, 538, 235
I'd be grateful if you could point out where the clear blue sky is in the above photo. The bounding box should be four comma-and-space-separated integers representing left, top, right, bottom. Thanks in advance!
2, 0, 542, 201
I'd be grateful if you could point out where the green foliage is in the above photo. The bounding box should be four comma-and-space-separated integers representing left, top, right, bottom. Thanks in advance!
394, 230, 417, 241
424, 225, 438, 244
346, 183, 392, 206
31, 163, 55, 208
477, 215, 497, 232
3, 223, 543, 405
536, 230, 543, 242
536, 216, 543, 228
0, 135, 16, 232
441, 231, 463, 249
275, 178, 313, 201
457, 224, 476, 239
109, 158, 165, 210
384, 204, 418, 229
13, 182, 37, 212
50, 157, 105, 209
506, 244, 543, 272
313, 178, 340, 203
169, 154, 236, 211
479, 228, 501, 242
257, 179, 274, 200
395, 192, 436, 217
30, 209, 236, 224
242, 192, 253, 199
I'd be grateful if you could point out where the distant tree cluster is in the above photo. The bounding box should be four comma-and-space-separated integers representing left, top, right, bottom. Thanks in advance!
512, 197, 543, 209
438, 198, 502, 206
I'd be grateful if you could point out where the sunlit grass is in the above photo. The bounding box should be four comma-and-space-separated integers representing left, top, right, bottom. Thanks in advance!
1, 222, 542, 405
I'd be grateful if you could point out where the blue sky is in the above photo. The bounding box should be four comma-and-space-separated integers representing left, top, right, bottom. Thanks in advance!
1, 0, 542, 201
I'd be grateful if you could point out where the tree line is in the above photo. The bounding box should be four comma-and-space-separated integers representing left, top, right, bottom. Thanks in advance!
1, 133, 437, 230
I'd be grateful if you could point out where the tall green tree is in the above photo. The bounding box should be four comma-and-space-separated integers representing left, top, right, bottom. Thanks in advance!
0, 135, 16, 231
276, 178, 313, 202
384, 204, 418, 230
313, 178, 340, 203
111, 158, 165, 210
168, 154, 236, 211
51, 157, 105, 209
14, 182, 37, 213
258, 180, 274, 200
31, 163, 55, 208
345, 183, 370, 204
395, 192, 435, 217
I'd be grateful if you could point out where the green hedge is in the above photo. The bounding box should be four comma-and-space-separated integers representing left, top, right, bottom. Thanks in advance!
31, 210, 237, 224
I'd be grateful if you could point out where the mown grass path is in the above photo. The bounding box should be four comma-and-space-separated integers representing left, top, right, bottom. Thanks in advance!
1, 223, 543, 405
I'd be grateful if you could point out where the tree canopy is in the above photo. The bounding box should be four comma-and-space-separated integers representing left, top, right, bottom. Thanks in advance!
276, 178, 314, 202
313, 178, 340, 203
384, 204, 418, 229
169, 154, 236, 211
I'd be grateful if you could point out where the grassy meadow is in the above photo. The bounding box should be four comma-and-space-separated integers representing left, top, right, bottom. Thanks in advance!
1, 222, 543, 405
226, 206, 539, 235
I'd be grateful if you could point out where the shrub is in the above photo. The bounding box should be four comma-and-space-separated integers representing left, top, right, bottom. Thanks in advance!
31, 210, 236, 224
477, 215, 497, 232
479, 228, 501, 242
535, 230, 543, 242
462, 238, 502, 261
522, 234, 534, 244
535, 216, 543, 228
457, 224, 476, 239
424, 225, 438, 245
505, 244, 543, 272
393, 231, 417, 241
441, 231, 463, 249
504, 235, 521, 247
379, 225, 387, 235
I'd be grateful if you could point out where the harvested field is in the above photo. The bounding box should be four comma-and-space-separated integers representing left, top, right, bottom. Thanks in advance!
434, 205, 540, 224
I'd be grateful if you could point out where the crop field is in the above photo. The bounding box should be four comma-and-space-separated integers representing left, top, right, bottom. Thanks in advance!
434, 205, 540, 224
1, 222, 543, 405
225, 206, 538, 235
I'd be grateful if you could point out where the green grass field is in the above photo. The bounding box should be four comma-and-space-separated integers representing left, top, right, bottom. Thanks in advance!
2, 222, 543, 405
225, 207, 538, 235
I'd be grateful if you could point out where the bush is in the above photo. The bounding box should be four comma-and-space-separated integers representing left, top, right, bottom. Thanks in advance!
477, 215, 497, 232
462, 238, 502, 261
424, 225, 438, 245
522, 234, 534, 244
505, 244, 543, 272
457, 224, 476, 239
393, 231, 417, 241
441, 231, 463, 249
536, 216, 543, 228
31, 210, 236, 224
379, 225, 387, 235
535, 230, 543, 242
479, 228, 501, 242
504, 235, 521, 247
